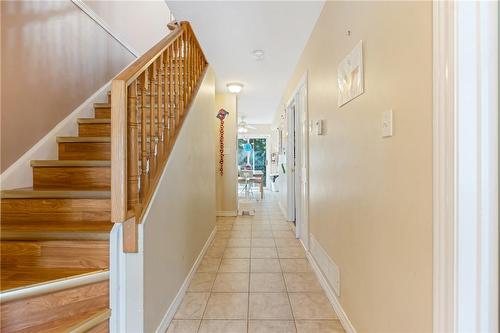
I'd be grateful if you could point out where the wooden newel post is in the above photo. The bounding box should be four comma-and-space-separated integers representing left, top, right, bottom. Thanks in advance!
111, 80, 128, 224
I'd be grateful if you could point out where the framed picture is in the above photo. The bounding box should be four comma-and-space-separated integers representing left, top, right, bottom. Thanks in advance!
337, 40, 364, 106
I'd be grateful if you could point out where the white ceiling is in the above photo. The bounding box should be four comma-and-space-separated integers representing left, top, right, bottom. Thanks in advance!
166, 1, 325, 124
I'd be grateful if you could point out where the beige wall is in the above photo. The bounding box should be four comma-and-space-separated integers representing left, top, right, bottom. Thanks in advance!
279, 2, 433, 332
0, 0, 135, 172
83, 0, 172, 55
215, 94, 238, 214
143, 69, 216, 332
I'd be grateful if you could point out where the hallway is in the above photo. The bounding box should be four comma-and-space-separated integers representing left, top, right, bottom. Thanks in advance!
167, 193, 345, 333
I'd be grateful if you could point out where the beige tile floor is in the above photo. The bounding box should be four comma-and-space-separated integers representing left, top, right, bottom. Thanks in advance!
167, 192, 345, 333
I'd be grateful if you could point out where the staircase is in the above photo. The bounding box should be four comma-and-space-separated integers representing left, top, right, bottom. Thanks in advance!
0, 99, 113, 332
0, 21, 207, 332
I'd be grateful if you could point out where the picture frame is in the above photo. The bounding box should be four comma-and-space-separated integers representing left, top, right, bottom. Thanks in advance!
337, 40, 364, 106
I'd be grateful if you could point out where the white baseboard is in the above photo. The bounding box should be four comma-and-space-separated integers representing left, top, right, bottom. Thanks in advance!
155, 226, 217, 333
306, 236, 356, 333
216, 210, 238, 217
0, 82, 111, 190
309, 234, 340, 296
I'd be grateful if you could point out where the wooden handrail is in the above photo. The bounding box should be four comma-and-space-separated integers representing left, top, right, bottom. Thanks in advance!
111, 21, 208, 252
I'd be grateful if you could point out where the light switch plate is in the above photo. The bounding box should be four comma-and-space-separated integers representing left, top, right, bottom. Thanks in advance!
382, 110, 393, 137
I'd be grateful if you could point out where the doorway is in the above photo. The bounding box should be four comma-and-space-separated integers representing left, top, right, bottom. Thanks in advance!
237, 136, 270, 201
286, 74, 309, 249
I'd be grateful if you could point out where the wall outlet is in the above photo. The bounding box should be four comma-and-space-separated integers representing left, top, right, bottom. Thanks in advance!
382, 110, 393, 137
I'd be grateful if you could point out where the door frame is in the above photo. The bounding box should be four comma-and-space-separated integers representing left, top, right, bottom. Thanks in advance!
285, 103, 296, 222
433, 1, 498, 332
286, 73, 309, 249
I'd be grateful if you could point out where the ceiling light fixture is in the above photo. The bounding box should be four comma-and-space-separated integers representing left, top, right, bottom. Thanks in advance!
237, 116, 256, 134
252, 49, 265, 61
226, 82, 244, 94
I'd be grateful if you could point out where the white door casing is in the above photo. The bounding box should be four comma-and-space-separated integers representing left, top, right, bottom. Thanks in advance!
286, 104, 296, 222
433, 1, 498, 332
286, 73, 310, 248
297, 75, 309, 249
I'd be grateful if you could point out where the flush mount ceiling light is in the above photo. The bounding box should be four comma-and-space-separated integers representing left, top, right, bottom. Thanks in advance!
252, 49, 265, 61
226, 82, 244, 94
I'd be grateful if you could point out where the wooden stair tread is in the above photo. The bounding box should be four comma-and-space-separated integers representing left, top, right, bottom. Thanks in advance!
30, 160, 110, 167
0, 268, 105, 292
1, 273, 109, 331
1, 220, 112, 233
62, 308, 110, 333
19, 308, 110, 333
93, 103, 110, 108
0, 188, 110, 199
77, 118, 111, 124
57, 136, 110, 143
0, 230, 111, 241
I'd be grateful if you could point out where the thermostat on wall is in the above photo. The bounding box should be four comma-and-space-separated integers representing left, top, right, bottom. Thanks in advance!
315, 120, 324, 135
382, 110, 393, 137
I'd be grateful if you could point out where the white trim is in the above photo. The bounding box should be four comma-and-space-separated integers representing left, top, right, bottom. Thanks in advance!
216, 210, 238, 217
309, 233, 340, 297
433, 1, 498, 332
285, 72, 310, 249
455, 2, 498, 331
71, 0, 139, 58
285, 103, 296, 222
305, 242, 356, 333
295, 72, 310, 250
0, 270, 109, 303
285, 72, 308, 111
155, 227, 217, 333
432, 1, 456, 332
110, 219, 145, 333
0, 82, 111, 190
109, 223, 121, 333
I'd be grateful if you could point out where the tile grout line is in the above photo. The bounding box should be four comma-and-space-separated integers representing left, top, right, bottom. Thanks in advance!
195, 226, 227, 333
279, 245, 299, 333
247, 225, 253, 333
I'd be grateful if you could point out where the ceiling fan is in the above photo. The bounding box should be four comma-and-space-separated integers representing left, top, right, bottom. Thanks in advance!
238, 116, 256, 133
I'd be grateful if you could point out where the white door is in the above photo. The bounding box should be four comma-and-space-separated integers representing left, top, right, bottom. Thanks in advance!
291, 79, 309, 247
286, 104, 296, 222
294, 98, 301, 232
297, 82, 309, 249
